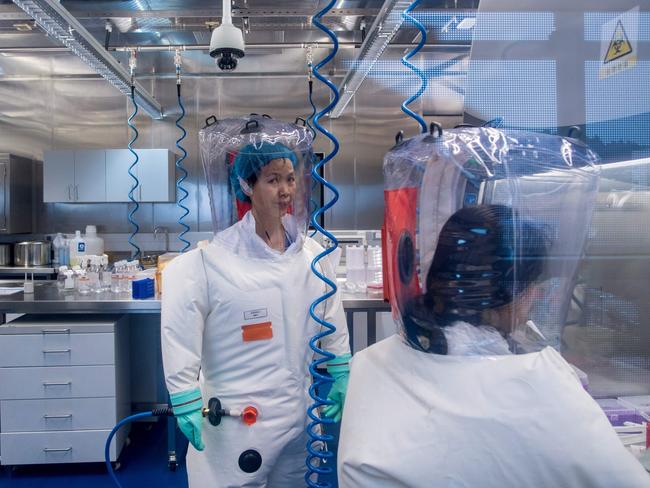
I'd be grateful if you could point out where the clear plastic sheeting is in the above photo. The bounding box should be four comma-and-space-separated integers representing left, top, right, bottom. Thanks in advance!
383, 126, 600, 355
199, 115, 314, 240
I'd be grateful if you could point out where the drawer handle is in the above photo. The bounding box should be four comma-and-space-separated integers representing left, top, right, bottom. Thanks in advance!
42, 349, 72, 354
43, 447, 72, 453
43, 381, 72, 387
44, 414, 73, 419
41, 329, 70, 334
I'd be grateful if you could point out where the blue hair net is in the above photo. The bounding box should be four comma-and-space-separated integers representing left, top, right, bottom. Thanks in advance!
230, 141, 298, 202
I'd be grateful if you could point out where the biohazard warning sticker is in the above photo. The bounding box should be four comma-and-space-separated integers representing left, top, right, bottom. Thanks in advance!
600, 7, 639, 79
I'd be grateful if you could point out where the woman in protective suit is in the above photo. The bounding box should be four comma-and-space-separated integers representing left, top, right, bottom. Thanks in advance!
338, 204, 650, 488
161, 135, 351, 488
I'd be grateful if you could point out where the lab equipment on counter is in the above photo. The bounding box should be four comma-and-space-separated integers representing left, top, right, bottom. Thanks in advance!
14, 241, 51, 266
0, 244, 10, 266
156, 252, 180, 295
52, 233, 67, 265
84, 225, 104, 256
366, 245, 382, 289
69, 230, 86, 266
132, 278, 155, 299
345, 245, 366, 291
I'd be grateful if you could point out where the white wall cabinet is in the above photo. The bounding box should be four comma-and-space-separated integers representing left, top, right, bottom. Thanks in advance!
45, 149, 176, 203
43, 150, 75, 202
0, 315, 130, 466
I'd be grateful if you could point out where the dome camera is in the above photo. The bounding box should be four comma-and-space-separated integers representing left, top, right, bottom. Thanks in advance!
209, 23, 245, 71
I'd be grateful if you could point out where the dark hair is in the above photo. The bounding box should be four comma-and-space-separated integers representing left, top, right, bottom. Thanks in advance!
402, 204, 549, 354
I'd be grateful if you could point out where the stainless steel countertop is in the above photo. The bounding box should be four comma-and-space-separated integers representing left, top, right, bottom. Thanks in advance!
0, 281, 390, 314
0, 265, 55, 274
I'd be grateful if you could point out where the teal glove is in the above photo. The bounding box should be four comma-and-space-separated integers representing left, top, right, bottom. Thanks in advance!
322, 353, 351, 423
170, 388, 205, 451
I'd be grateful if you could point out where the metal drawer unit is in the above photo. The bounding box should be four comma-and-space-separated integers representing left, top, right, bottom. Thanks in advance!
0, 315, 130, 466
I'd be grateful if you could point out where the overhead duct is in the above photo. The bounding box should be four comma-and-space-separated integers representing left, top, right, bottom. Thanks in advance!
12, 0, 163, 119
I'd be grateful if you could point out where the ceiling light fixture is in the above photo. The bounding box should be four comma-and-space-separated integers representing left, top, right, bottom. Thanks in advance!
329, 0, 411, 118
12, 0, 163, 119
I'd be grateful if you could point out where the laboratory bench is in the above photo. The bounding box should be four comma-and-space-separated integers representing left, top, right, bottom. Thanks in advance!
0, 280, 391, 348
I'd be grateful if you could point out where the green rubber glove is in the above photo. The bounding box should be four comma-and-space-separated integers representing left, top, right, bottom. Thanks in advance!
322, 353, 351, 423
170, 388, 205, 451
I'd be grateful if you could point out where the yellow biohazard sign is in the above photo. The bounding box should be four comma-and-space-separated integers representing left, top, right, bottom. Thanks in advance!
604, 20, 633, 64
599, 7, 639, 80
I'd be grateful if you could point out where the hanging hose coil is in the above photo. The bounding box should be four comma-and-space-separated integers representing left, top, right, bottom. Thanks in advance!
401, 0, 428, 133
175, 52, 191, 252
305, 1, 341, 487
127, 85, 141, 260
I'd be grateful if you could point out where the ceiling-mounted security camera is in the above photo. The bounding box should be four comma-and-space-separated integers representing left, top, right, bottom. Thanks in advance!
209, 0, 245, 71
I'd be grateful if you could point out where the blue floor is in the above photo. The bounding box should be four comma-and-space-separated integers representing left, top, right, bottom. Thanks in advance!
0, 411, 341, 488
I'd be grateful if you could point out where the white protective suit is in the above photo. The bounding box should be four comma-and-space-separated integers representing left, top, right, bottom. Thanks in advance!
338, 329, 650, 488
162, 212, 350, 488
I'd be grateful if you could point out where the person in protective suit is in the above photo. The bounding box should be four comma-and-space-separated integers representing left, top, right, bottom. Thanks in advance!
161, 140, 351, 488
338, 204, 650, 488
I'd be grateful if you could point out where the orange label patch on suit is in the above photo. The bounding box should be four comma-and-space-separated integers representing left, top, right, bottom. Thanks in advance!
241, 322, 273, 342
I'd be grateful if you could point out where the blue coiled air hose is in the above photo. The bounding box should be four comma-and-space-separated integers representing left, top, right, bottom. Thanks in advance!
104, 407, 173, 488
306, 1, 341, 486
175, 83, 191, 252
401, 0, 428, 133
307, 74, 319, 238
127, 86, 141, 260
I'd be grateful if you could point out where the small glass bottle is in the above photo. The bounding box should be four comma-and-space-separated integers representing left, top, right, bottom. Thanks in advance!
56, 265, 69, 291
76, 269, 91, 295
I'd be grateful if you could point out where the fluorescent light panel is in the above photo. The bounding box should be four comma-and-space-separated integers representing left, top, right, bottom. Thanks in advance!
329, 0, 411, 118
12, 0, 163, 119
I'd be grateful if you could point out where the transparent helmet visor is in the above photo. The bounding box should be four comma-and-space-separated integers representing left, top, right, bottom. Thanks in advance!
383, 128, 600, 354
199, 116, 314, 255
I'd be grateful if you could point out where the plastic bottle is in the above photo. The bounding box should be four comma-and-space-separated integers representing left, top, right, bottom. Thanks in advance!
69, 230, 87, 267
52, 233, 66, 266
84, 225, 104, 256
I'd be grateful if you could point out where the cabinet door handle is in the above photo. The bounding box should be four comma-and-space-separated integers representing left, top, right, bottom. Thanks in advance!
42, 349, 71, 354
42, 329, 70, 334
74, 184, 79, 201
43, 381, 72, 387
67, 185, 72, 201
43, 447, 72, 453
44, 414, 73, 419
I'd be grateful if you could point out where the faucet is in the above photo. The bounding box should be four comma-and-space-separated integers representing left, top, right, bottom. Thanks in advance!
154, 226, 169, 253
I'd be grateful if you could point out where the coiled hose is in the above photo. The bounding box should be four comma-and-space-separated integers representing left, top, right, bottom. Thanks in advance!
105, 407, 173, 488
175, 83, 191, 252
127, 86, 141, 260
400, 0, 428, 133
307, 73, 319, 237
305, 1, 341, 486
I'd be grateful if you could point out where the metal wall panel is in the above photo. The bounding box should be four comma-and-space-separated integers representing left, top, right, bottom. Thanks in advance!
0, 47, 464, 234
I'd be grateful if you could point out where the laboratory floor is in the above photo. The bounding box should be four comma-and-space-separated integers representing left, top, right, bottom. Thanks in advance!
0, 413, 341, 488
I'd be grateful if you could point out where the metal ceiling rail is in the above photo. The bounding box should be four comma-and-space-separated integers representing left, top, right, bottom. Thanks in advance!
0, 5, 477, 21
329, 0, 411, 118
0, 43, 471, 52
10, 0, 163, 119
0, 5, 381, 21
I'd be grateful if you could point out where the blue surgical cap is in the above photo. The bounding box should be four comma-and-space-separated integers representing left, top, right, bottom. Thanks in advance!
230, 141, 298, 202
